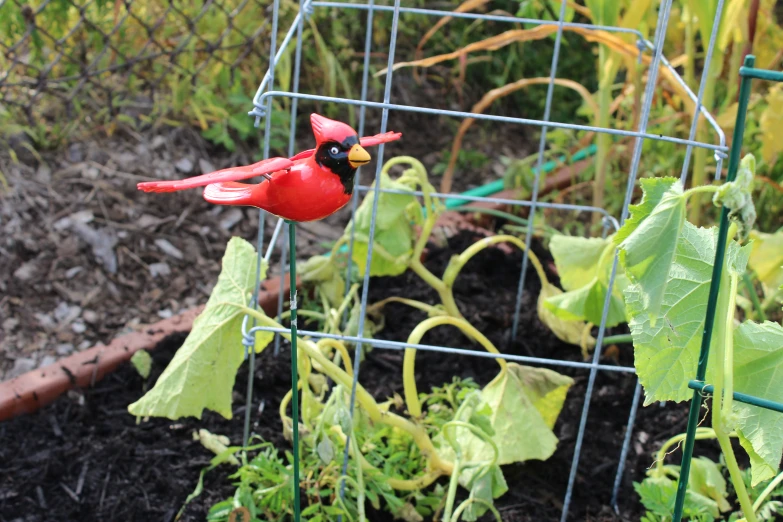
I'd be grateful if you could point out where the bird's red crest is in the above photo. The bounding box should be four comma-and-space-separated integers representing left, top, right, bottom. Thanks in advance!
310, 113, 357, 145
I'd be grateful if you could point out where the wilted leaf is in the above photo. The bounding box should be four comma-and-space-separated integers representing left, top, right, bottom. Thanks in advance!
713, 154, 757, 240
538, 283, 596, 349
193, 428, 239, 466
626, 223, 750, 404
128, 238, 272, 420
616, 177, 687, 325
300, 254, 346, 308
544, 234, 628, 327
438, 364, 573, 485
733, 320, 783, 486
343, 170, 418, 277
689, 457, 731, 513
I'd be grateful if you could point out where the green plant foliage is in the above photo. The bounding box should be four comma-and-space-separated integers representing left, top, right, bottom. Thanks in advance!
544, 234, 628, 327
616, 177, 687, 326
635, 457, 731, 521
342, 170, 420, 278
733, 321, 783, 486
625, 222, 750, 404
128, 237, 272, 420
130, 350, 152, 380
748, 229, 783, 300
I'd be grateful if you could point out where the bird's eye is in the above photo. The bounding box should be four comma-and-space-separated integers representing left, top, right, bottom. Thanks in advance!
329, 146, 340, 155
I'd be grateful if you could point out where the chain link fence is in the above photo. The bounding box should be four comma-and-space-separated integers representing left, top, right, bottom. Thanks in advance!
0, 0, 274, 130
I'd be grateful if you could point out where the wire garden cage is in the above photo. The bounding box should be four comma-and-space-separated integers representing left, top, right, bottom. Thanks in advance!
203, 0, 772, 520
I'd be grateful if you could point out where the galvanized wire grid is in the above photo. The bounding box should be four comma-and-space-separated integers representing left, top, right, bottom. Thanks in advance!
241, 0, 730, 520
0, 0, 269, 122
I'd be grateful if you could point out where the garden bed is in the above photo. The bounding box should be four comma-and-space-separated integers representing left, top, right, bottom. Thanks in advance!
0, 230, 689, 522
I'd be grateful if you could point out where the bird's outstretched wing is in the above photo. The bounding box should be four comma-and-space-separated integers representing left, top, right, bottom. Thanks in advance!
137, 157, 293, 193
360, 131, 402, 148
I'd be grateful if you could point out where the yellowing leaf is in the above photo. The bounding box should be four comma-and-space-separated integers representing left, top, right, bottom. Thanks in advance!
748, 229, 783, 299
537, 283, 595, 349
438, 364, 574, 474
128, 237, 272, 420
760, 85, 783, 167
733, 321, 783, 486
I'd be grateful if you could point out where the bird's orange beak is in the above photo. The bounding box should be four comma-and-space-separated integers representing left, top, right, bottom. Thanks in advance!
348, 144, 371, 168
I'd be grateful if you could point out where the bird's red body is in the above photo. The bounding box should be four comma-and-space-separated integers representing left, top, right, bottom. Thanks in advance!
137, 114, 401, 222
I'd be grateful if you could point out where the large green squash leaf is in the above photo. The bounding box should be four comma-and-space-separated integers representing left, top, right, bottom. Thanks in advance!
437, 364, 573, 487
128, 237, 272, 420
343, 170, 419, 277
733, 320, 783, 486
625, 223, 750, 404
616, 177, 687, 326
543, 234, 628, 327
748, 229, 783, 300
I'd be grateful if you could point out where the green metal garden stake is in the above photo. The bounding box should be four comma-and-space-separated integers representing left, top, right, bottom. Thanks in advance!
671, 55, 756, 522
288, 220, 302, 522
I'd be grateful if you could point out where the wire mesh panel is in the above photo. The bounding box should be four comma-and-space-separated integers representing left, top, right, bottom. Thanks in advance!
239, 0, 733, 520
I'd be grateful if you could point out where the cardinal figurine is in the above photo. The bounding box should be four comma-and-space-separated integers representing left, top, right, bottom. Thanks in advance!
137, 114, 401, 222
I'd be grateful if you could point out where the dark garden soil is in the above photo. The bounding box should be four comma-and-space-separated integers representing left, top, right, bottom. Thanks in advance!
0, 230, 699, 522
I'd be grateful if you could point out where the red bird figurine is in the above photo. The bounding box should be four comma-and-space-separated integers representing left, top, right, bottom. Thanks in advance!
137, 114, 401, 222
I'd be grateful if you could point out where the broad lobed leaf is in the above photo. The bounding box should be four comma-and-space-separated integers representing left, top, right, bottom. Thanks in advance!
626, 222, 750, 405
128, 237, 272, 420
733, 320, 783, 486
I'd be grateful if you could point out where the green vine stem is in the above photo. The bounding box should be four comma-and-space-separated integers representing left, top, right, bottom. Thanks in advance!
441, 419, 499, 522
711, 272, 758, 522
752, 471, 783, 513
450, 498, 502, 522
233, 304, 455, 477
443, 234, 549, 290
652, 428, 719, 477
403, 316, 507, 418
381, 156, 464, 319
350, 434, 366, 522
366, 297, 446, 318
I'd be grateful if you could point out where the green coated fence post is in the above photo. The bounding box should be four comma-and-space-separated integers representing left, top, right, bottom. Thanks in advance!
287, 220, 302, 522
671, 55, 756, 521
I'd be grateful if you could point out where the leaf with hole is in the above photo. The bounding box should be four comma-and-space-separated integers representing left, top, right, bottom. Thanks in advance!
616, 177, 687, 326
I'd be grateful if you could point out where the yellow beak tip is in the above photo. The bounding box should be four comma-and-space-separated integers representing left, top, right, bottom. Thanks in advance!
348, 145, 371, 167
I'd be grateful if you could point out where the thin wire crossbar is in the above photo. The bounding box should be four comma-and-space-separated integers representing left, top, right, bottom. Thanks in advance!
241, 324, 637, 374
241, 0, 730, 520
251, 91, 729, 155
